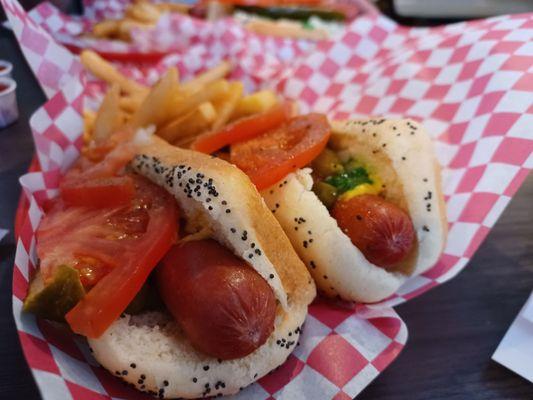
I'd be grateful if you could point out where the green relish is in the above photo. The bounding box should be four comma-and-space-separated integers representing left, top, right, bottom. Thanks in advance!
324, 165, 373, 194
312, 149, 374, 208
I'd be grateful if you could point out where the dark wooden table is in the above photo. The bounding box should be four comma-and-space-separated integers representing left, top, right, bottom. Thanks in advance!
1, 24, 532, 400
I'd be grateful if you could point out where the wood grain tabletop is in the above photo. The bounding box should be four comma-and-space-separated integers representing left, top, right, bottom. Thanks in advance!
0, 20, 532, 400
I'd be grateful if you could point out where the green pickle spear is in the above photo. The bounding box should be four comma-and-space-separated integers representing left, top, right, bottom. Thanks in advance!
23, 265, 85, 322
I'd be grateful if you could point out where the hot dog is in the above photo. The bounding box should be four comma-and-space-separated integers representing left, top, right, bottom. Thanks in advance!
260, 119, 447, 302
225, 116, 446, 302
25, 130, 315, 398
86, 135, 316, 398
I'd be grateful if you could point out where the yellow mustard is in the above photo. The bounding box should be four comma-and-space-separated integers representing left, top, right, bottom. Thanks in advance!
339, 173, 382, 201
337, 157, 382, 201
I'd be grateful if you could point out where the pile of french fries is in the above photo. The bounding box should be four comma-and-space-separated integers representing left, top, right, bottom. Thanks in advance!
81, 50, 279, 148
90, 0, 191, 42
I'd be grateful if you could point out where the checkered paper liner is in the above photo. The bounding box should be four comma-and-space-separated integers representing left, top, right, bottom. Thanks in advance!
4, 0, 533, 397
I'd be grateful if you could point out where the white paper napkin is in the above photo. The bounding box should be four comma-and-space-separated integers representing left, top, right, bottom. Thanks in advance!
492, 290, 533, 383
0, 229, 8, 242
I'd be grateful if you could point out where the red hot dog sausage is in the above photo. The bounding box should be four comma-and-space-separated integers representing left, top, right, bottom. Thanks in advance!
157, 239, 277, 360
332, 194, 416, 269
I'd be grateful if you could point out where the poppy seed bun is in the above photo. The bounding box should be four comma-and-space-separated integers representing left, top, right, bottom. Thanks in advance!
89, 306, 308, 398
261, 119, 447, 303
89, 135, 315, 398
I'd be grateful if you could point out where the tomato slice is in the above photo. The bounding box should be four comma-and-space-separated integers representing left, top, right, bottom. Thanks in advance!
60, 176, 135, 208
230, 113, 331, 190
191, 103, 291, 154
37, 175, 178, 338
77, 141, 137, 180
59, 134, 138, 209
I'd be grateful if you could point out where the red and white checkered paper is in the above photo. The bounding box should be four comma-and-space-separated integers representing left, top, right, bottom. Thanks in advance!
3, 0, 533, 397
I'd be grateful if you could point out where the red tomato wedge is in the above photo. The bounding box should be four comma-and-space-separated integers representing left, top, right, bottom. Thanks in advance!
230, 113, 331, 190
74, 140, 137, 180
191, 103, 291, 154
60, 176, 135, 208
59, 135, 137, 208
37, 175, 178, 338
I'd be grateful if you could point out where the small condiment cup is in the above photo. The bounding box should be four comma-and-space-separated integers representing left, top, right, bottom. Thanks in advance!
0, 60, 13, 78
0, 77, 18, 128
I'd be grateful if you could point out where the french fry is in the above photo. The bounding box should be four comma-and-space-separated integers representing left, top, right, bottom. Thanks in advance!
125, 2, 161, 24
169, 79, 230, 119
132, 68, 180, 129
198, 102, 218, 121
80, 50, 149, 96
119, 95, 144, 114
92, 20, 120, 39
211, 82, 243, 131
122, 112, 133, 125
232, 89, 278, 120
81, 52, 268, 155
180, 61, 232, 94
158, 102, 217, 143
83, 110, 96, 143
116, 24, 132, 42
92, 84, 122, 143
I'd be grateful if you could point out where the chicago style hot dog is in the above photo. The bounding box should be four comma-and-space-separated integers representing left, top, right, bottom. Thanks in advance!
25, 131, 316, 398
258, 119, 447, 302
194, 112, 447, 303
